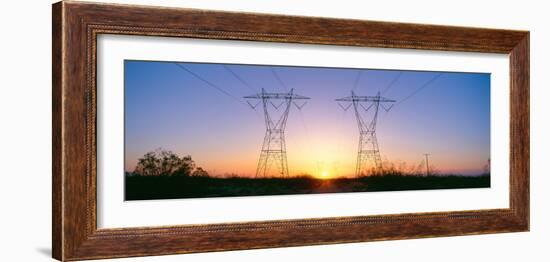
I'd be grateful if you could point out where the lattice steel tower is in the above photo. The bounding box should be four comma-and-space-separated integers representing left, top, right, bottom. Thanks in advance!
244, 88, 310, 177
336, 91, 395, 176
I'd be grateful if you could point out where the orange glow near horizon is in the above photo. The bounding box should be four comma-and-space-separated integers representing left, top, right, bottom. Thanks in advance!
318, 170, 331, 179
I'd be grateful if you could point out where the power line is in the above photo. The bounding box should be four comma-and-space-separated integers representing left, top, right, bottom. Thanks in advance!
394, 73, 444, 107
222, 65, 258, 93
173, 63, 245, 104
351, 70, 363, 91
270, 67, 289, 92
381, 71, 403, 95
297, 108, 314, 163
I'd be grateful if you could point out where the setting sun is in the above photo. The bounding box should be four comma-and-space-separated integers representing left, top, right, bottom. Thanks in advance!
319, 170, 330, 179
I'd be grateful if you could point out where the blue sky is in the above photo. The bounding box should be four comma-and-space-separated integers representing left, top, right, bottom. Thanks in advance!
124, 60, 490, 176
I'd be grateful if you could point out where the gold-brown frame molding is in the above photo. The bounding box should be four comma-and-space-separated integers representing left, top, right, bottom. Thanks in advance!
52, 1, 529, 261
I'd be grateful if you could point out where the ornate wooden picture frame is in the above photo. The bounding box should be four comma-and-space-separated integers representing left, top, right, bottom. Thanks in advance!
52, 1, 529, 261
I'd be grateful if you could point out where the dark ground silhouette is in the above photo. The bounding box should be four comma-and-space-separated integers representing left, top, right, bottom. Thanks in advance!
125, 173, 490, 200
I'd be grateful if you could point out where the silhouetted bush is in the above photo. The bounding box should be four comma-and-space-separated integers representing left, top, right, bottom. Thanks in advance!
133, 149, 209, 177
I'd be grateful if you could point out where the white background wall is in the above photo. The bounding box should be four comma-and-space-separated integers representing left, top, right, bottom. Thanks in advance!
0, 0, 547, 261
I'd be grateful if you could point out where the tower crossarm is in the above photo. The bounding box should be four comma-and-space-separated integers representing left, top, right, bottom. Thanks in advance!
244, 93, 310, 100
335, 95, 395, 103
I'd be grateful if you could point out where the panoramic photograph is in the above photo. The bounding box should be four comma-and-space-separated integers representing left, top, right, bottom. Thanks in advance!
124, 60, 490, 200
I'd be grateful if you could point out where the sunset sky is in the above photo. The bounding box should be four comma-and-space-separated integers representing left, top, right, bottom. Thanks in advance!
124, 60, 490, 177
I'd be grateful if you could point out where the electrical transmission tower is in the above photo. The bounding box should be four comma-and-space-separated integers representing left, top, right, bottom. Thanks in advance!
336, 91, 395, 176
244, 88, 310, 177
424, 153, 431, 176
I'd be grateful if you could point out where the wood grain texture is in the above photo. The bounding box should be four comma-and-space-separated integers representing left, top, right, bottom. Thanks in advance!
52, 1, 530, 261
52, 2, 63, 260
509, 35, 530, 226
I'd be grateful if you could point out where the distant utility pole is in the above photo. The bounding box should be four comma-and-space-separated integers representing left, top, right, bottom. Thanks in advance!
244, 88, 310, 177
424, 153, 430, 176
336, 91, 395, 176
